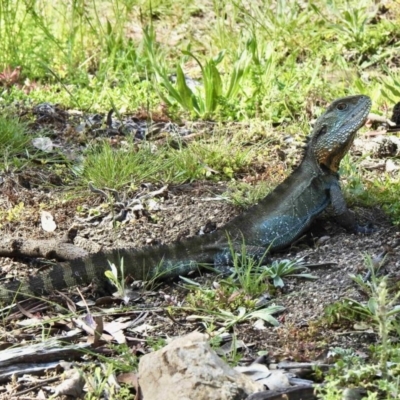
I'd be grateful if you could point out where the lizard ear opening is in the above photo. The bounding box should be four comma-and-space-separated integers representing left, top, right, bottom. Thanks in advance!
316, 125, 327, 137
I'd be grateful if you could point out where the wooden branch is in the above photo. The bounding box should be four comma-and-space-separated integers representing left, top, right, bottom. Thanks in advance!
0, 238, 88, 261
0, 339, 90, 383
246, 385, 317, 400
0, 361, 60, 383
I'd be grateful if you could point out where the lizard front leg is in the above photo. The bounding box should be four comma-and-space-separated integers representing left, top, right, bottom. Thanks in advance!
329, 183, 374, 233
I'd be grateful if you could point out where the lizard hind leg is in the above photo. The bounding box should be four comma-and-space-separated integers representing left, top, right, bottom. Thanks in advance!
213, 245, 270, 275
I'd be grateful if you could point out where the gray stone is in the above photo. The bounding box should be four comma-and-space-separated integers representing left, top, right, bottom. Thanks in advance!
138, 332, 264, 400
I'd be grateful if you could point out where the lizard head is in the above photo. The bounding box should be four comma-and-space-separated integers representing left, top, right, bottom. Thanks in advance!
311, 95, 372, 172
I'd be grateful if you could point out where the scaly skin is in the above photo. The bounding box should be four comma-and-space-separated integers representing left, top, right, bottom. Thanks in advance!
0, 95, 372, 304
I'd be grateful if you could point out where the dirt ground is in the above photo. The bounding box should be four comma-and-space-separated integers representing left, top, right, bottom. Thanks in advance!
0, 105, 399, 396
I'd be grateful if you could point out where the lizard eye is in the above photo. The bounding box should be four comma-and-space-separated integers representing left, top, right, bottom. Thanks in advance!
336, 103, 347, 111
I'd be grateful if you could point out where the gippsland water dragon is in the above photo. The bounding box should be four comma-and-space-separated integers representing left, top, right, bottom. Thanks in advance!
0, 95, 372, 304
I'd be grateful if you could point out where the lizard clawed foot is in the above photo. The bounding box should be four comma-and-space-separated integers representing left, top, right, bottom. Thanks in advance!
355, 222, 376, 234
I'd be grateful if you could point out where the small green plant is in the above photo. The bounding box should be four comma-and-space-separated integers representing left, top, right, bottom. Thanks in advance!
350, 255, 400, 342
260, 258, 317, 288
326, 254, 400, 332
166, 138, 254, 182
209, 334, 223, 349
84, 364, 120, 400
324, 298, 374, 326
184, 278, 257, 312
232, 255, 316, 289
218, 334, 243, 367
105, 258, 130, 304
146, 337, 167, 351
143, 24, 251, 118
187, 304, 285, 333
49, 342, 138, 399
318, 345, 400, 399
226, 241, 272, 296
320, 254, 400, 398
185, 239, 316, 313
0, 201, 25, 225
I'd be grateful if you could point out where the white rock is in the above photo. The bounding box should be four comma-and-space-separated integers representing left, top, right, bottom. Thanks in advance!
138, 332, 264, 400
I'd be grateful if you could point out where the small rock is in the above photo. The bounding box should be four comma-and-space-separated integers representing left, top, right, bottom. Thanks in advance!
138, 332, 264, 400
174, 213, 183, 221
385, 159, 399, 172
73, 236, 102, 253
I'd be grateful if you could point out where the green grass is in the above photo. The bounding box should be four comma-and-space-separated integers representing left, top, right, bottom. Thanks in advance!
80, 132, 259, 189
340, 154, 400, 224
80, 141, 167, 190
0, 115, 29, 150
1, 0, 400, 117
368, 176, 400, 225
0, 115, 32, 170
223, 181, 273, 207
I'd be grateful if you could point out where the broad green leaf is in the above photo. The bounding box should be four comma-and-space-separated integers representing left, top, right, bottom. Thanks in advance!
380, 88, 395, 103
383, 82, 400, 98
213, 50, 225, 65
368, 297, 377, 315
176, 64, 199, 112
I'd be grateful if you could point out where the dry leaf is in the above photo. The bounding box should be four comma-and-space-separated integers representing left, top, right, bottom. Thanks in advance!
235, 364, 291, 390
53, 370, 85, 397
32, 137, 54, 152
117, 371, 139, 386
41, 211, 57, 232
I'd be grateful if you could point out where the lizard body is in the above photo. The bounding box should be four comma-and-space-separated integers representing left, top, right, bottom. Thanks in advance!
0, 95, 372, 304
